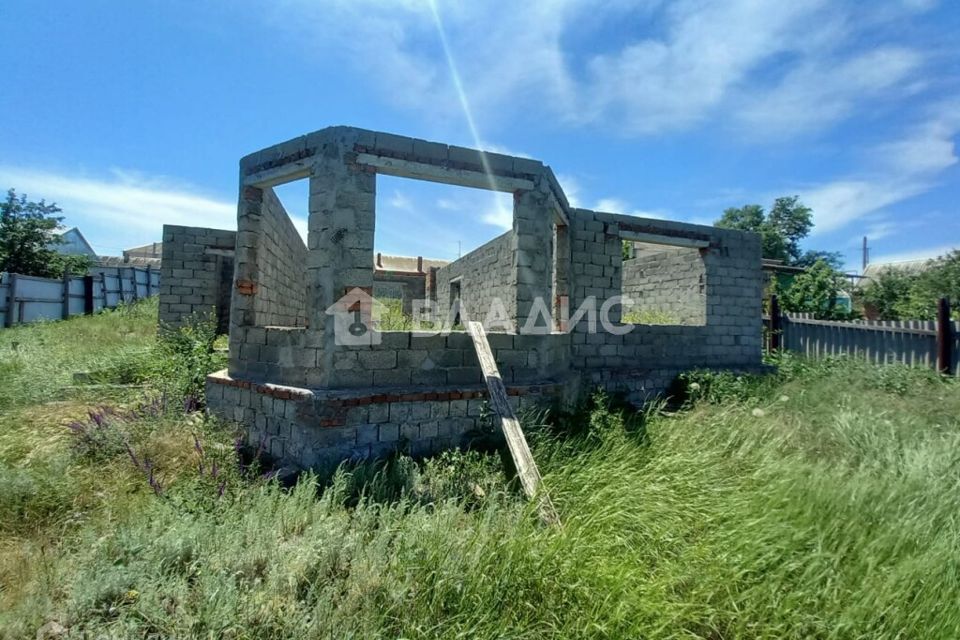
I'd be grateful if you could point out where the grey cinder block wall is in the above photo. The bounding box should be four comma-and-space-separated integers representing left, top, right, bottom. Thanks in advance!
159, 225, 236, 332
435, 232, 514, 326
241, 188, 309, 328
205, 126, 764, 470
621, 245, 706, 325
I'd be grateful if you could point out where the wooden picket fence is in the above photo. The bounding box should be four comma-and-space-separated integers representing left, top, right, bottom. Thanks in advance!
765, 296, 958, 377
0, 266, 160, 328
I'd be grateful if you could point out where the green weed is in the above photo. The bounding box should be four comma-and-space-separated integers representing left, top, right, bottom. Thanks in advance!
2, 304, 960, 638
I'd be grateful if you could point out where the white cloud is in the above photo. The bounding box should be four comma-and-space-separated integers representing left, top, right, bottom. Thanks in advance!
554, 175, 671, 219
556, 174, 582, 208
592, 196, 670, 220
0, 166, 237, 253
802, 100, 959, 234
478, 142, 533, 159
425, 186, 512, 230
735, 47, 924, 136
272, 0, 935, 137
480, 206, 512, 231
803, 179, 928, 235
388, 190, 414, 211
861, 219, 900, 242
875, 102, 960, 175
579, 0, 838, 133
290, 216, 309, 243
870, 243, 957, 264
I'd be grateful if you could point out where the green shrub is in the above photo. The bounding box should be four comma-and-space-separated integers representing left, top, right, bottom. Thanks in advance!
154, 311, 224, 408
66, 407, 132, 462
621, 308, 679, 325
5, 300, 960, 639
676, 368, 766, 405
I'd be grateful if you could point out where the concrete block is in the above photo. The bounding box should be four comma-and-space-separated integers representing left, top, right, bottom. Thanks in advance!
379, 423, 400, 442
374, 369, 410, 386
358, 350, 398, 370
356, 424, 379, 445
447, 367, 481, 385
368, 402, 390, 424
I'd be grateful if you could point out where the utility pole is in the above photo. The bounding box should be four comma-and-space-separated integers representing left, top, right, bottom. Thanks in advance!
862, 236, 869, 273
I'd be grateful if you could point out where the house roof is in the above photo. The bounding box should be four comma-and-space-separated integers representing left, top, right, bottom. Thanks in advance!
96, 255, 161, 268
761, 258, 807, 274
123, 241, 163, 258
56, 227, 97, 257
861, 258, 936, 281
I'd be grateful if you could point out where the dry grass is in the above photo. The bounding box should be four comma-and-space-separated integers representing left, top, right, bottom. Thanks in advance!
1, 301, 959, 638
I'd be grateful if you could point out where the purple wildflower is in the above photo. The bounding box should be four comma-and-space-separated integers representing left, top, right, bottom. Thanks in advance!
145, 460, 163, 496
125, 442, 141, 470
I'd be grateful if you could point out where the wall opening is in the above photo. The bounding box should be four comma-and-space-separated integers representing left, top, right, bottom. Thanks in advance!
373, 174, 513, 330
551, 221, 570, 331
449, 278, 462, 326
620, 240, 706, 326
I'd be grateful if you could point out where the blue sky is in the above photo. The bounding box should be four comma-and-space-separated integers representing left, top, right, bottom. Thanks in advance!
2, 0, 958, 270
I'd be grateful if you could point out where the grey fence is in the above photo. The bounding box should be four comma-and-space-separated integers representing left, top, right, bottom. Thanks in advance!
767, 307, 959, 377
0, 266, 160, 328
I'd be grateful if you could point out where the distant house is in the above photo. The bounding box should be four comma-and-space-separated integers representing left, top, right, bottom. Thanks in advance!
56, 227, 97, 258
123, 241, 163, 263
860, 258, 936, 285
93, 241, 163, 268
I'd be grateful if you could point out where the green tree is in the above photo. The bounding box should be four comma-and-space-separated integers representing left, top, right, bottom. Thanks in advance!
715, 196, 814, 265
0, 189, 90, 278
858, 250, 960, 320
795, 249, 844, 271
767, 196, 813, 263
716, 204, 787, 263
859, 269, 915, 319
778, 259, 850, 319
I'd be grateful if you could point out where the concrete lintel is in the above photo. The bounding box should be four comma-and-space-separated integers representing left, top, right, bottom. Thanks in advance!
547, 192, 570, 226
243, 160, 312, 188
619, 230, 710, 249
355, 153, 534, 193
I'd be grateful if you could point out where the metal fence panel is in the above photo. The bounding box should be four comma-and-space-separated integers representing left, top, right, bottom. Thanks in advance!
953, 320, 960, 378
781, 314, 951, 374
0, 266, 161, 329
0, 273, 8, 327
102, 274, 121, 309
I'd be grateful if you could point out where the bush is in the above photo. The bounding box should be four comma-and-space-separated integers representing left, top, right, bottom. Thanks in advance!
66, 407, 132, 462
858, 249, 960, 320
154, 311, 224, 408
676, 369, 767, 406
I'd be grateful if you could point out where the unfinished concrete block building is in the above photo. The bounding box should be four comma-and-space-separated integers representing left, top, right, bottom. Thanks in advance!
205, 126, 763, 469
159, 225, 237, 333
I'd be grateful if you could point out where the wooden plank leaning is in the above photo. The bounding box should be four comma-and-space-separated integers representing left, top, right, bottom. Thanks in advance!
466, 321, 560, 527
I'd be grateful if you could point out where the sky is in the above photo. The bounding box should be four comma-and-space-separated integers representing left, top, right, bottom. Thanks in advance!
2, 0, 958, 271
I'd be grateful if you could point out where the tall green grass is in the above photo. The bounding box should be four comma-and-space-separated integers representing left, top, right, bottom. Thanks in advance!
0, 298, 161, 411
1, 304, 959, 638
